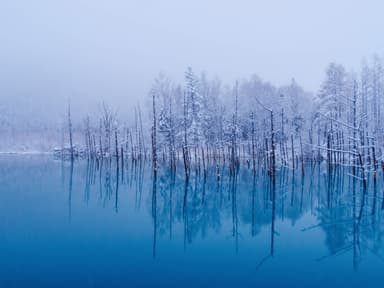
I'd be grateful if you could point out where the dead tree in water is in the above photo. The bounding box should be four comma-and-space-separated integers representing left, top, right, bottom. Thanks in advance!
291, 135, 295, 169
67, 102, 74, 161
280, 107, 286, 165
114, 128, 119, 160
84, 116, 92, 158
270, 110, 276, 183
230, 81, 240, 175
230, 114, 237, 175
254, 95, 276, 182
102, 103, 115, 157
99, 119, 103, 157
251, 112, 256, 175
235, 82, 240, 166
299, 134, 304, 176
182, 91, 190, 179
138, 105, 146, 159
352, 80, 358, 178
151, 92, 158, 177
169, 93, 176, 172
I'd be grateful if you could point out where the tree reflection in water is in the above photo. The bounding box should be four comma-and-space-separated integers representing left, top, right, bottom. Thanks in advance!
75, 158, 384, 269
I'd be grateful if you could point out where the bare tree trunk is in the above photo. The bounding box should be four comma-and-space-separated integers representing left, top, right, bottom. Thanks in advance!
270, 110, 276, 182
183, 91, 190, 179
68, 102, 74, 161
115, 129, 119, 160
299, 134, 304, 176
152, 93, 158, 177
251, 112, 256, 175
291, 135, 295, 169
138, 105, 146, 159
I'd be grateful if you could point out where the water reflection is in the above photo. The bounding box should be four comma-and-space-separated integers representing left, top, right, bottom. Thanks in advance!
69, 156, 384, 268
0, 156, 384, 287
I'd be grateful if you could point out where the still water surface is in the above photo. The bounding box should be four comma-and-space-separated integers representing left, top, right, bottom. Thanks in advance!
0, 155, 383, 287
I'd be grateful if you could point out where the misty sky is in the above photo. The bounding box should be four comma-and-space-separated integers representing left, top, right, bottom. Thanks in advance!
1, 0, 383, 124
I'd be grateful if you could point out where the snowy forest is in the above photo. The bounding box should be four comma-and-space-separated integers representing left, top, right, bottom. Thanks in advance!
4, 1, 384, 286
57, 55, 384, 185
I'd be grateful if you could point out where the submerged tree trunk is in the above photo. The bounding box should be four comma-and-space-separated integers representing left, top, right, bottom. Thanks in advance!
152, 93, 158, 177
68, 102, 74, 161
270, 110, 276, 183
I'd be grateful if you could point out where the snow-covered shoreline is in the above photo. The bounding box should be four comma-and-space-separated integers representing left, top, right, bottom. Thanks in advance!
0, 151, 53, 155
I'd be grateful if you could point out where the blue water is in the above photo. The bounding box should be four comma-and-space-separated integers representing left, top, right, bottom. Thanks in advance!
0, 155, 383, 287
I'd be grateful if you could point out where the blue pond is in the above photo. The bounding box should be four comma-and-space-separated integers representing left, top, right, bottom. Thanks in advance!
0, 155, 383, 287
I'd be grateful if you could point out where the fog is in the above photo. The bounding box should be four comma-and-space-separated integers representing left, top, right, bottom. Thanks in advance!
0, 0, 383, 126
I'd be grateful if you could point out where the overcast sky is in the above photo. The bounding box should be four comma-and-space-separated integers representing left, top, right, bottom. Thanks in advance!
0, 0, 383, 123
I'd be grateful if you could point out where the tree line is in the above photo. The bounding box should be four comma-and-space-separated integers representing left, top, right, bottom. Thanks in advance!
62, 55, 384, 182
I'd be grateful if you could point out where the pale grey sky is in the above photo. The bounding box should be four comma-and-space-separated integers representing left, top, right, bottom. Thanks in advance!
0, 0, 383, 123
